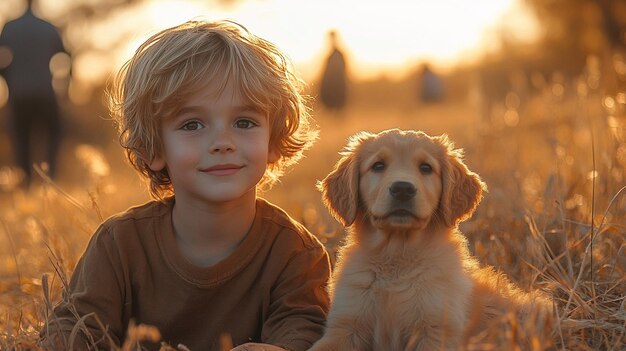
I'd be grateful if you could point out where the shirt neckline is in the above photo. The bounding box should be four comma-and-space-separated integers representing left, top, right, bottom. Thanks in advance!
156, 197, 267, 287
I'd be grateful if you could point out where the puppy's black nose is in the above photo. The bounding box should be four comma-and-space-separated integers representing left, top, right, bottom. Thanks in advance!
389, 181, 416, 201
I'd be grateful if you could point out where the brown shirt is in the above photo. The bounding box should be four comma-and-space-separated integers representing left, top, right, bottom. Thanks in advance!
40, 197, 331, 350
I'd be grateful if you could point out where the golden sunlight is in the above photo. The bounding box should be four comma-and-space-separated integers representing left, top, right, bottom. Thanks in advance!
0, 0, 540, 103
113, 0, 539, 81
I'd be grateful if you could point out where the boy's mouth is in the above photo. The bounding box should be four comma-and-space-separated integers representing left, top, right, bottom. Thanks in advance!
200, 164, 243, 176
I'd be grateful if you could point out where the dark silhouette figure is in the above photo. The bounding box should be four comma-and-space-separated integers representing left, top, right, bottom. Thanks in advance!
418, 63, 444, 103
319, 30, 347, 112
0, 0, 68, 187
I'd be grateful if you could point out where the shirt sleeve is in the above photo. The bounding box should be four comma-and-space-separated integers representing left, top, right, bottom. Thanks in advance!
39, 224, 127, 350
262, 243, 331, 351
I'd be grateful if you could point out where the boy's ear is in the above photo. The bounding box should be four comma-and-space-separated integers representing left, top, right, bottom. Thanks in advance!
149, 156, 166, 171
268, 147, 280, 164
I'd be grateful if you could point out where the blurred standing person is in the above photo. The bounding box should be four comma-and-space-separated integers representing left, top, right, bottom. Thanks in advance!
0, 0, 69, 187
319, 30, 347, 113
418, 63, 443, 103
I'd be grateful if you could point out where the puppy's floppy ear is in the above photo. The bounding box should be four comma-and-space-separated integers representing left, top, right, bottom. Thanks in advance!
436, 135, 487, 227
318, 134, 369, 226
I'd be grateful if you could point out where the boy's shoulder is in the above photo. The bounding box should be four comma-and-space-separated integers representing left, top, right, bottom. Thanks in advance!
79, 198, 173, 261
256, 198, 323, 251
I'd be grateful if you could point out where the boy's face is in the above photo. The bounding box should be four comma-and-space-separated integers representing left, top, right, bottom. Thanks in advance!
150, 80, 278, 205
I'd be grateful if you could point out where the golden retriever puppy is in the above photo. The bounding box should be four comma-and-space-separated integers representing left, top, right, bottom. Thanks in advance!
310, 129, 552, 351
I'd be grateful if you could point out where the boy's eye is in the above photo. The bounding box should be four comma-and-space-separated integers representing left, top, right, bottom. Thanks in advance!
234, 119, 258, 129
181, 121, 203, 131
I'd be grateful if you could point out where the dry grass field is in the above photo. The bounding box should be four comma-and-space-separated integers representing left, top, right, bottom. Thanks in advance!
0, 63, 624, 350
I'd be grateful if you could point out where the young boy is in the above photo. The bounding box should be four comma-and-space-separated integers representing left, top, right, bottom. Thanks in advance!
40, 20, 330, 351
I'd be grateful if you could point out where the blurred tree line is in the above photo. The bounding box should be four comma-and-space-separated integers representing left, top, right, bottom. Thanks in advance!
525, 0, 626, 57
520, 0, 626, 93
440, 0, 626, 121
481, 0, 626, 76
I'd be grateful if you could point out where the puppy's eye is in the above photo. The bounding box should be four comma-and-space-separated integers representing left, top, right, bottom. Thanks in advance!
372, 161, 385, 172
419, 163, 433, 174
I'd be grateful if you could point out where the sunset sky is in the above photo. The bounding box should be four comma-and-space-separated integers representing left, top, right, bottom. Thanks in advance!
0, 0, 541, 103
123, 0, 540, 78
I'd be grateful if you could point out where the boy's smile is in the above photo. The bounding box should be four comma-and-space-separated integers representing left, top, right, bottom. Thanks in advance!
200, 163, 245, 176
149, 80, 277, 206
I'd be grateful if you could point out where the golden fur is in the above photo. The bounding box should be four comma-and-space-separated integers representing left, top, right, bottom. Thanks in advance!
310, 129, 552, 350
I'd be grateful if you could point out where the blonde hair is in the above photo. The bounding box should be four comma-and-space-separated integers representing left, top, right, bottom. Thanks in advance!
109, 20, 317, 199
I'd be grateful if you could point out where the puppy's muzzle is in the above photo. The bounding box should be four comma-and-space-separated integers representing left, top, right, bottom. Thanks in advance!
389, 181, 416, 201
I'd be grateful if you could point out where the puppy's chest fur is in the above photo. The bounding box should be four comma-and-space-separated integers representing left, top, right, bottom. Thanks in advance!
331, 239, 474, 346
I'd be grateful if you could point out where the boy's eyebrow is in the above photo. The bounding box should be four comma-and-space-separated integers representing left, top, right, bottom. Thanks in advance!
176, 104, 264, 115
235, 104, 265, 113
177, 106, 203, 115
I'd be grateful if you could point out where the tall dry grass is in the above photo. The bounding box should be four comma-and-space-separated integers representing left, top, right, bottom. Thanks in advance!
0, 58, 624, 350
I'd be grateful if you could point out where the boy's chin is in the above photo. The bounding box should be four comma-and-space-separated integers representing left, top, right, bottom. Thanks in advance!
194, 187, 257, 204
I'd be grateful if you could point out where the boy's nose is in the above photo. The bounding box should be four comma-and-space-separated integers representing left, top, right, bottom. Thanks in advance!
210, 129, 235, 153
211, 143, 234, 153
